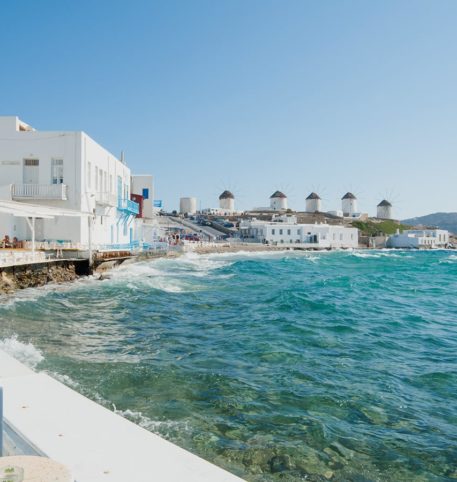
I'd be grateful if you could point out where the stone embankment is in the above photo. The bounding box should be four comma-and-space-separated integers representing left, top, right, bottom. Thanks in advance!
0, 259, 89, 294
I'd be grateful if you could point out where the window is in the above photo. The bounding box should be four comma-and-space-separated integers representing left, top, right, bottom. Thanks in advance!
279, 229, 283, 235
123, 221, 128, 236
287, 229, 291, 235
340, 234, 343, 241
142, 188, 149, 199
51, 159, 64, 184
24, 159, 39, 166
272, 229, 275, 235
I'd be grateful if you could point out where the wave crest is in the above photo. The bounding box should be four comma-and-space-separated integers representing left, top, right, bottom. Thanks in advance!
0, 335, 44, 368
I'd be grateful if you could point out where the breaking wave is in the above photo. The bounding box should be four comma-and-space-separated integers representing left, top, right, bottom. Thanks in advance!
0, 335, 44, 368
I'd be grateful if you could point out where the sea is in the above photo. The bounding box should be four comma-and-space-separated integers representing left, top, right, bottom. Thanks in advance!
0, 250, 456, 481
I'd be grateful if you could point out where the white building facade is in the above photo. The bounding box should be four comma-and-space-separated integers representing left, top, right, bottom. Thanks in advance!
240, 215, 358, 248
305, 192, 321, 213
387, 229, 449, 249
219, 191, 235, 212
341, 192, 358, 217
179, 197, 197, 215
377, 200, 392, 219
0, 116, 139, 249
270, 191, 288, 211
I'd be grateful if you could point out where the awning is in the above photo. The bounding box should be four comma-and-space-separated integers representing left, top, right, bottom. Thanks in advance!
0, 200, 89, 219
0, 200, 90, 254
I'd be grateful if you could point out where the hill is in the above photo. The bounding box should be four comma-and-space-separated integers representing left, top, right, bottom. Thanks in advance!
351, 219, 411, 236
402, 212, 457, 234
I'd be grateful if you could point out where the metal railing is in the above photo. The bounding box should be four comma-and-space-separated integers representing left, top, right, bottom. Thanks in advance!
117, 198, 139, 215
12, 184, 68, 200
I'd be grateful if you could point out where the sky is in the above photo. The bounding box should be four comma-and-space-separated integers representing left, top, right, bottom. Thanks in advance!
1, 0, 456, 219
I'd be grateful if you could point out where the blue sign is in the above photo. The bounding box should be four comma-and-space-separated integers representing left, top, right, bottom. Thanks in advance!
153, 200, 163, 208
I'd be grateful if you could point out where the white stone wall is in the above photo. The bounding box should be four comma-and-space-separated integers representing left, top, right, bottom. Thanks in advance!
342, 198, 358, 216
377, 206, 392, 219
270, 197, 288, 211
306, 198, 321, 213
219, 198, 234, 211
180, 197, 197, 214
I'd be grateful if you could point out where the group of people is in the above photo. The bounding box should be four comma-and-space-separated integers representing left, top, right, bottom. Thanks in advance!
1, 235, 23, 249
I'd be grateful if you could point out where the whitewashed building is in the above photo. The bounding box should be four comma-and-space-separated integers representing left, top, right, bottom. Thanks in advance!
219, 190, 235, 212
179, 197, 198, 215
386, 229, 449, 249
377, 199, 392, 219
131, 175, 165, 247
305, 192, 321, 213
270, 191, 288, 211
239, 215, 358, 248
341, 192, 358, 217
0, 116, 140, 249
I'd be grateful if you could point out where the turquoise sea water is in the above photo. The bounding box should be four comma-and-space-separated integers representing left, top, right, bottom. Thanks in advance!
0, 250, 456, 481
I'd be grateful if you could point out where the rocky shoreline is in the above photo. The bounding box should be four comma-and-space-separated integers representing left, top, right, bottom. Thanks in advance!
0, 260, 86, 294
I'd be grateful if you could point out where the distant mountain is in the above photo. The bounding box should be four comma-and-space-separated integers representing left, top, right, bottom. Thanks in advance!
402, 212, 457, 234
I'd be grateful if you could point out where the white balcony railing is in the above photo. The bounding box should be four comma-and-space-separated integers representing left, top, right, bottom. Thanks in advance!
95, 192, 117, 206
12, 184, 68, 200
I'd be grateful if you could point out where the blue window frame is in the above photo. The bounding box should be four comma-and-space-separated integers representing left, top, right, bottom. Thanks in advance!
142, 188, 149, 200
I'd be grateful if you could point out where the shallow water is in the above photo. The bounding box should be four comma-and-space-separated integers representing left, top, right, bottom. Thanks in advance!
1, 250, 456, 481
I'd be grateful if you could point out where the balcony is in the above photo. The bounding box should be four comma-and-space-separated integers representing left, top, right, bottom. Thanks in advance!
95, 192, 117, 207
12, 184, 68, 201
117, 198, 139, 215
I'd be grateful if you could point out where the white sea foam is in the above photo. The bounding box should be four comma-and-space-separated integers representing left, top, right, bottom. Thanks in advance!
114, 407, 190, 438
103, 253, 233, 292
439, 254, 457, 264
351, 250, 408, 259
45, 371, 81, 389
0, 335, 44, 368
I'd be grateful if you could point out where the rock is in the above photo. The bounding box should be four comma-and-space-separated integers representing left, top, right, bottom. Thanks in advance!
328, 441, 355, 460
268, 455, 291, 473
361, 406, 388, 425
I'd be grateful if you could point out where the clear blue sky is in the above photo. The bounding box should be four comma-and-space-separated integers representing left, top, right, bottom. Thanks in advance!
1, 0, 456, 218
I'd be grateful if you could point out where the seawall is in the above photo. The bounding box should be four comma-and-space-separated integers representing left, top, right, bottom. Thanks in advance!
0, 259, 90, 294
